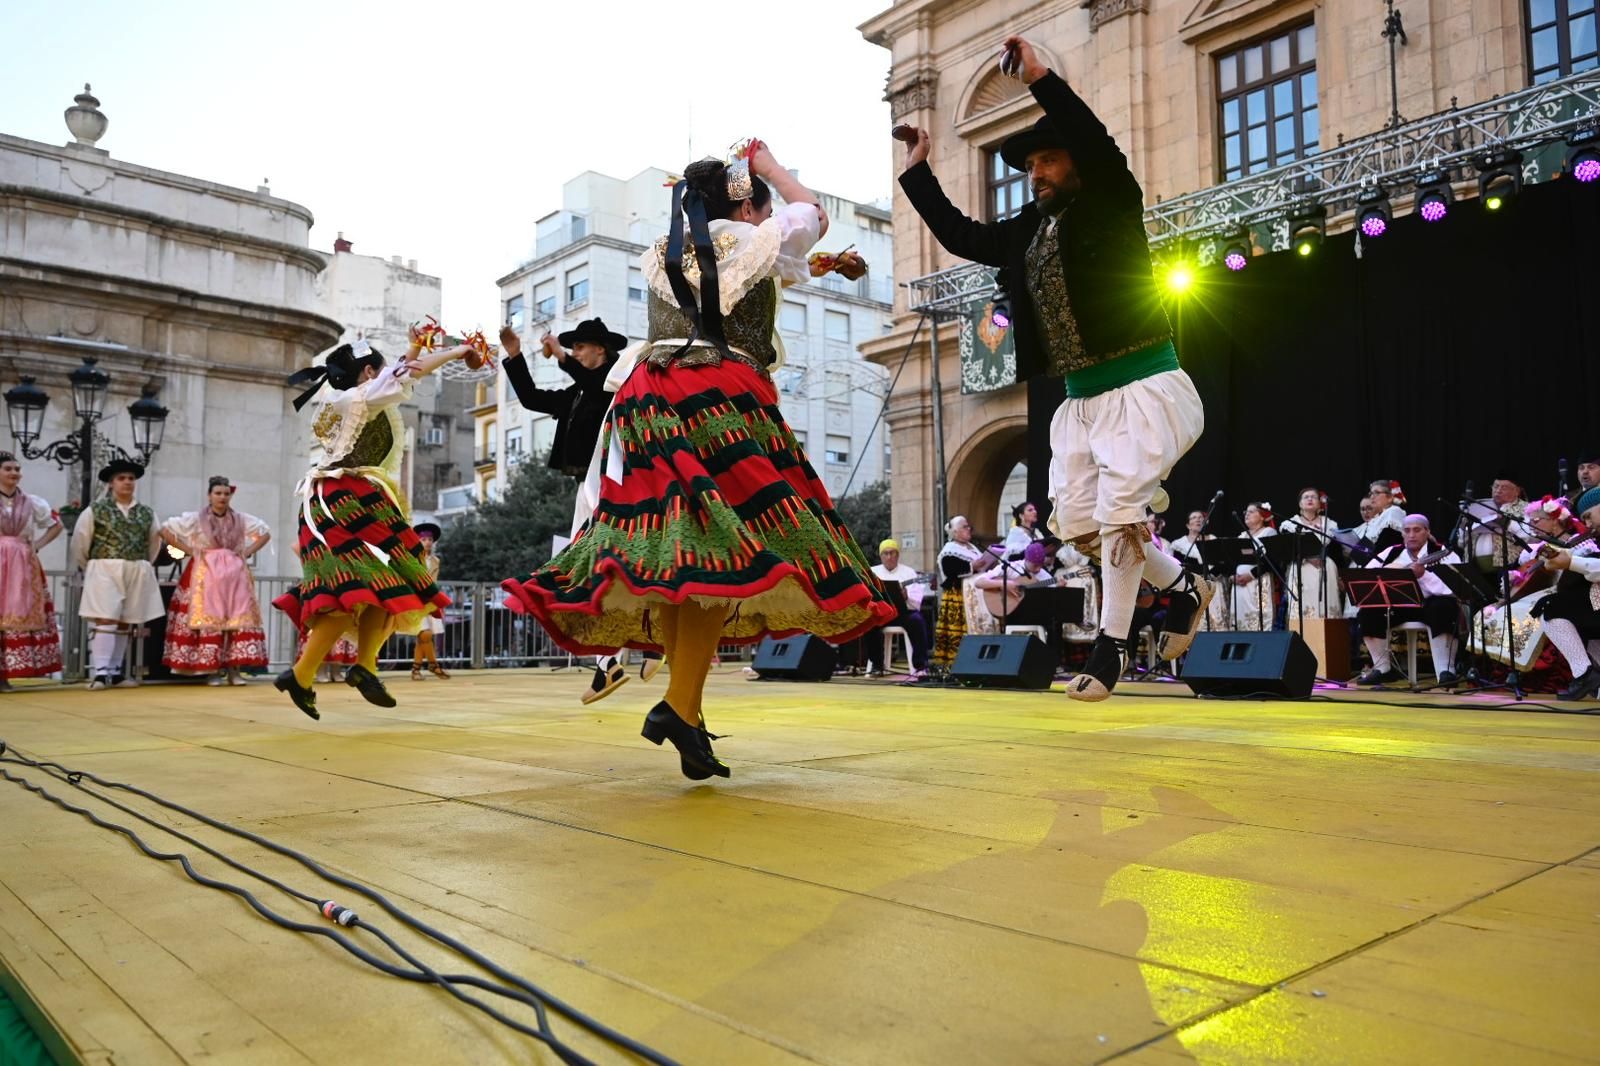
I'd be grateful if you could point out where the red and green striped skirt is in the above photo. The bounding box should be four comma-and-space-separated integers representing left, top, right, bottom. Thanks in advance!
501, 359, 895, 655
272, 475, 448, 636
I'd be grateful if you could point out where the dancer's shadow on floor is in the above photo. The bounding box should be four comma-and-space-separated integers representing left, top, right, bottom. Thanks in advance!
677, 784, 1236, 1063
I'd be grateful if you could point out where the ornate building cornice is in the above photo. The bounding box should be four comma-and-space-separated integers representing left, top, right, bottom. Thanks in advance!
886, 71, 940, 120
1080, 0, 1150, 33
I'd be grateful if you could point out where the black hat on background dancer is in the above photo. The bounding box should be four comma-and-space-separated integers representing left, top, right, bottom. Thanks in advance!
98, 459, 144, 482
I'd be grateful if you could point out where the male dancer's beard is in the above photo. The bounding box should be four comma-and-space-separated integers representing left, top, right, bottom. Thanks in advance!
1034, 183, 1066, 216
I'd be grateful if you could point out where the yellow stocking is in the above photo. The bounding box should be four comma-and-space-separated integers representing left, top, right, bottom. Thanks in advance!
355, 606, 395, 672
294, 613, 352, 689
661, 600, 724, 727
415, 631, 436, 667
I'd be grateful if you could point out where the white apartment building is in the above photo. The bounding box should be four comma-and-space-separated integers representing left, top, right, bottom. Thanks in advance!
482, 167, 895, 502
311, 238, 475, 516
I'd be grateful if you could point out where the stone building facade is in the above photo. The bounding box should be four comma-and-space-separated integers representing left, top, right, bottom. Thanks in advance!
859, 0, 1587, 566
0, 86, 341, 574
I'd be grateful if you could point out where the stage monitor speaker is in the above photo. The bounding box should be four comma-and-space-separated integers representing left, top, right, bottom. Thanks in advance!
949, 634, 1055, 690
752, 635, 835, 681
1180, 631, 1316, 699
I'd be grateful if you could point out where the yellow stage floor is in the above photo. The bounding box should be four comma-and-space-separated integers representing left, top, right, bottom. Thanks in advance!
1, 669, 1597, 1064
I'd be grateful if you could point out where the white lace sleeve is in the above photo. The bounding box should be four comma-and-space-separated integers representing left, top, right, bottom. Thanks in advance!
243, 512, 272, 541
772, 203, 822, 287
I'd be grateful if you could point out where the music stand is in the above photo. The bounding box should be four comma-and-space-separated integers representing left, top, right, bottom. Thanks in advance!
1344, 568, 1424, 689
1198, 540, 1257, 630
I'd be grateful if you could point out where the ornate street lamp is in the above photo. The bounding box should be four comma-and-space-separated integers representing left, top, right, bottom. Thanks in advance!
3, 356, 169, 511
128, 386, 169, 459
3, 377, 49, 448
68, 357, 111, 420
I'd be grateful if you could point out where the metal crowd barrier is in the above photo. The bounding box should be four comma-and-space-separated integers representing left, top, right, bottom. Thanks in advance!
32, 571, 747, 684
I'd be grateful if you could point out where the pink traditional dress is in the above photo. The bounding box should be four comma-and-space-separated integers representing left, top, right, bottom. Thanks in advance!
161, 508, 270, 675
0, 490, 64, 678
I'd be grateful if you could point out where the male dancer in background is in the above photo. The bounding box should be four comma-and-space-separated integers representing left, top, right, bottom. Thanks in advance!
500, 318, 662, 704
898, 34, 1211, 700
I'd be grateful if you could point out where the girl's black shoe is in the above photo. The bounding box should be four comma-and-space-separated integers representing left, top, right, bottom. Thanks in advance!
274, 670, 320, 720
345, 664, 397, 708
641, 701, 729, 780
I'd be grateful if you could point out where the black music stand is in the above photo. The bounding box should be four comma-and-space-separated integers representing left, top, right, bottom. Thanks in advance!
1344, 568, 1425, 689
1198, 540, 1258, 630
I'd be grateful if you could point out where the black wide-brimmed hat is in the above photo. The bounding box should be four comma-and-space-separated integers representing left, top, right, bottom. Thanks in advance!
999, 117, 1070, 173
412, 521, 443, 541
557, 318, 627, 352
98, 459, 145, 482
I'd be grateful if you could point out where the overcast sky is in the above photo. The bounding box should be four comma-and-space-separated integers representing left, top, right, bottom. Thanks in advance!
1, 0, 894, 331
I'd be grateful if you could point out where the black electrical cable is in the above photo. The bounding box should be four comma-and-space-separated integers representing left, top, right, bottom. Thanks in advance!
0, 746, 561, 1031
0, 758, 592, 1066
0, 742, 681, 1066
1103, 686, 1589, 714
835, 312, 925, 505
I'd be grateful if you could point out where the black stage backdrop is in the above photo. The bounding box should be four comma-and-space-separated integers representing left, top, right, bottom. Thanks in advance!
1026, 177, 1600, 537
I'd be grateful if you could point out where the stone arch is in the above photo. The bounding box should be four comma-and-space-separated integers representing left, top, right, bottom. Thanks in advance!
947, 414, 1029, 541
955, 42, 1064, 125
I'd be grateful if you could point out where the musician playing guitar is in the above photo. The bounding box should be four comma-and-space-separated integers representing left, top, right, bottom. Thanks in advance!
1355, 514, 1463, 686
1530, 488, 1600, 700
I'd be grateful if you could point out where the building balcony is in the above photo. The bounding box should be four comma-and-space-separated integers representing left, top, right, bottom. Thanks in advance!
474, 449, 498, 471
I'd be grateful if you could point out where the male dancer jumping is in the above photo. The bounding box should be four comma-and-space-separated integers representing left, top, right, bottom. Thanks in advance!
899, 34, 1211, 700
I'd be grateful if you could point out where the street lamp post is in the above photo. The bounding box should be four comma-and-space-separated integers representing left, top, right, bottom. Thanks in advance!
4, 357, 169, 514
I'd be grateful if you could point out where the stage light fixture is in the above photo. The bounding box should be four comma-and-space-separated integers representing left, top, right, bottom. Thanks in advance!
989, 287, 1011, 329
1288, 205, 1325, 257
1355, 187, 1392, 238
1566, 128, 1600, 184
1220, 231, 1251, 271
1414, 169, 1453, 222
1164, 261, 1195, 293
1475, 150, 1523, 211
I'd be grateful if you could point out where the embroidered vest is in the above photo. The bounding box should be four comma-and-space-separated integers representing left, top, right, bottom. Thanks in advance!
331, 411, 394, 469
90, 498, 154, 561
645, 284, 778, 369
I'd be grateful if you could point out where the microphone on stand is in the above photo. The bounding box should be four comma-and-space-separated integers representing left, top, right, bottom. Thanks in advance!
1460, 479, 1475, 502
1558, 458, 1569, 497
1202, 489, 1224, 533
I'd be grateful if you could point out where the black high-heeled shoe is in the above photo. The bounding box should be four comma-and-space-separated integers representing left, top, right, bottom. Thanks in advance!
640, 701, 729, 780
345, 664, 397, 708
274, 670, 320, 720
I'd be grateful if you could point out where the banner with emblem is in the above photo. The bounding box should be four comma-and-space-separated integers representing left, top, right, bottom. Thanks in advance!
957, 284, 1016, 394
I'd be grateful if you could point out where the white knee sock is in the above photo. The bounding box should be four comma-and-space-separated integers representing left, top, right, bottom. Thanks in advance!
1141, 547, 1184, 591
111, 631, 129, 674
596, 654, 616, 672
1363, 635, 1392, 671
1428, 633, 1456, 677
90, 629, 118, 675
1099, 528, 1143, 640
1544, 619, 1590, 675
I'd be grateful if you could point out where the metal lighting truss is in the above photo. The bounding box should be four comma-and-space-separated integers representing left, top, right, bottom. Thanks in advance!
1144, 68, 1600, 251
909, 68, 1600, 305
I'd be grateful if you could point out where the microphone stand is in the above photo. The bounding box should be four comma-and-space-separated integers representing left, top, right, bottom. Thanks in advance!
1451, 501, 1526, 700
1234, 512, 1287, 632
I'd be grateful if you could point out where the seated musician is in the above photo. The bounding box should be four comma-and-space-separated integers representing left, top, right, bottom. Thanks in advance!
1531, 488, 1600, 700
1356, 514, 1462, 686
1168, 509, 1212, 568
1351, 480, 1406, 556
1468, 471, 1529, 574
1578, 451, 1600, 492
865, 539, 931, 678
973, 542, 1064, 657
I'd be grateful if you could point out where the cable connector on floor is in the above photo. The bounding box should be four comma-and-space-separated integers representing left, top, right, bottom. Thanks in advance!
320, 900, 359, 926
